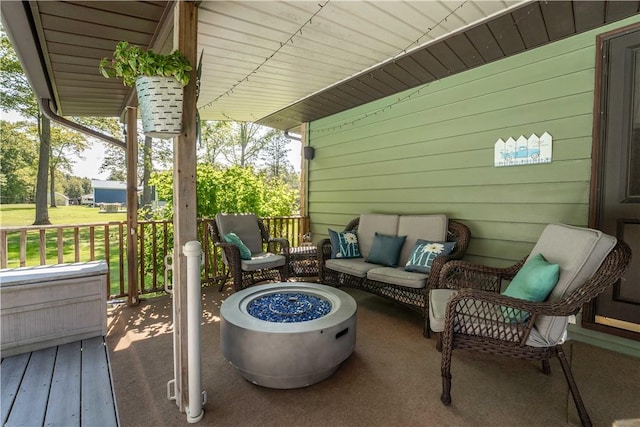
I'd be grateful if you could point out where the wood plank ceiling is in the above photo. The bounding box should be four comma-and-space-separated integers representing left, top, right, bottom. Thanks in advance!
27, 1, 171, 116
5, 1, 640, 131
256, 0, 640, 130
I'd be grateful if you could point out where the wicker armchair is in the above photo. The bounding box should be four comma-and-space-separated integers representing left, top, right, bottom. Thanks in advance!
209, 213, 289, 292
429, 224, 632, 427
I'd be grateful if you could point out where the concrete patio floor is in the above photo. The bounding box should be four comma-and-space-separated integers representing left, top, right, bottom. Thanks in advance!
106, 285, 640, 427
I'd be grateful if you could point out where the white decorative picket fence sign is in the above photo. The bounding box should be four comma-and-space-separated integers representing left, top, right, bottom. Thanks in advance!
494, 132, 552, 167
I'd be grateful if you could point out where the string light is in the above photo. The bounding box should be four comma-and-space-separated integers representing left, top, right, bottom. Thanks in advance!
200, 0, 331, 112
309, 2, 542, 134
391, 1, 468, 64
202, 1, 540, 134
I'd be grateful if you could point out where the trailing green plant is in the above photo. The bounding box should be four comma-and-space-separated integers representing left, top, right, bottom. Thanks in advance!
99, 41, 192, 87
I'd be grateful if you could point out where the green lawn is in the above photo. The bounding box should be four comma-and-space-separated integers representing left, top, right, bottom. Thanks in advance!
1, 205, 293, 298
0, 204, 126, 226
1, 204, 130, 297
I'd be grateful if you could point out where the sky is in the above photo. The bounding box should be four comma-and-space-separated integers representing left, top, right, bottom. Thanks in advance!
2, 110, 302, 180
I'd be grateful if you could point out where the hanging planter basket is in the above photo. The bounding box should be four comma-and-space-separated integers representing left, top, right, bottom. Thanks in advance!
135, 76, 184, 139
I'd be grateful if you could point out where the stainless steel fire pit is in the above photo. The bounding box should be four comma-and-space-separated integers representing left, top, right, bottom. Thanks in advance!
220, 282, 357, 389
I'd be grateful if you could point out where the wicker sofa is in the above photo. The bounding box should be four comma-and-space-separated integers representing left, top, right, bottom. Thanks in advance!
318, 214, 470, 336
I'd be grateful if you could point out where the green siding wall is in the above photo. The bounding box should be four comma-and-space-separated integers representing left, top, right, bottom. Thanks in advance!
306, 17, 640, 356
308, 16, 637, 267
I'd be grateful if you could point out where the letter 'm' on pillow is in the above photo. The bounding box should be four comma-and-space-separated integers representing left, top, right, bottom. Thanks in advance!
328, 229, 361, 259
365, 232, 406, 267
223, 232, 252, 260
501, 253, 560, 322
404, 240, 456, 273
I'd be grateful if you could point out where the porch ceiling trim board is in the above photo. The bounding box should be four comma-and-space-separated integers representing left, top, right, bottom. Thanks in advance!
5, 1, 638, 130
257, 1, 640, 130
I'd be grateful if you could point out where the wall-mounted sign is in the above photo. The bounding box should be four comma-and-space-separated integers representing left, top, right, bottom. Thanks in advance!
494, 132, 552, 167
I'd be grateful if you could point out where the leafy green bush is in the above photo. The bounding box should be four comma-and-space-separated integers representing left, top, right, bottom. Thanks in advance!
150, 164, 297, 219
141, 164, 297, 285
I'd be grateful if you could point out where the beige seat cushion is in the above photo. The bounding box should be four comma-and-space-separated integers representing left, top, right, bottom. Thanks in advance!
397, 215, 448, 266
326, 258, 378, 278
366, 266, 428, 289
240, 252, 286, 271
356, 214, 399, 259
429, 289, 457, 333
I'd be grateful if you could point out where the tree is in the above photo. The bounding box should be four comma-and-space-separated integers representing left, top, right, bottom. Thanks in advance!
151, 164, 297, 219
141, 136, 153, 208
1, 26, 50, 223
74, 116, 126, 181
222, 122, 271, 167
61, 175, 90, 202
100, 145, 127, 181
74, 116, 123, 138
2, 29, 112, 217
49, 125, 88, 207
0, 29, 38, 118
100, 125, 171, 184
198, 120, 233, 165
260, 130, 293, 178
34, 117, 51, 224
0, 121, 38, 203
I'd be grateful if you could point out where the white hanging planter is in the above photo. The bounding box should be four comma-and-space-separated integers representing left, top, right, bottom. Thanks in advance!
135, 76, 183, 139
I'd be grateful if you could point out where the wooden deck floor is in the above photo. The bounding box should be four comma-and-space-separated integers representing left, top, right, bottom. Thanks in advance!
1, 336, 119, 427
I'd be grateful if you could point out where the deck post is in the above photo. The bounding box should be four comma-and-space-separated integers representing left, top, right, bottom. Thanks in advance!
299, 123, 309, 217
126, 106, 139, 306
172, 0, 198, 415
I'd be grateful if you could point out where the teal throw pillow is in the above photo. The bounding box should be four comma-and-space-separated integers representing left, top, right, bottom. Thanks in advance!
404, 240, 456, 274
328, 229, 361, 259
223, 232, 252, 260
501, 253, 560, 322
365, 232, 406, 267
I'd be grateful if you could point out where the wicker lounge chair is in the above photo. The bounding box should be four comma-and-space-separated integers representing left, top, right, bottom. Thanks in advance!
209, 213, 289, 291
429, 223, 632, 427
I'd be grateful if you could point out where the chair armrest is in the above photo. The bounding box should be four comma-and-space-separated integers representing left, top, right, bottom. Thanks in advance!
317, 238, 332, 264
215, 241, 242, 268
438, 258, 526, 292
214, 241, 239, 251
426, 219, 471, 289
426, 247, 467, 290
257, 219, 287, 253
268, 237, 289, 254
317, 238, 332, 281
443, 288, 579, 346
442, 289, 535, 345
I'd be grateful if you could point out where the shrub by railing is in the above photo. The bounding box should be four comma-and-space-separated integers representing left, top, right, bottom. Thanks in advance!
0, 216, 310, 300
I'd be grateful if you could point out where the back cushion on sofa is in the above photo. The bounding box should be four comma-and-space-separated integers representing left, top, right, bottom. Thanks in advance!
397, 215, 448, 267
357, 214, 399, 259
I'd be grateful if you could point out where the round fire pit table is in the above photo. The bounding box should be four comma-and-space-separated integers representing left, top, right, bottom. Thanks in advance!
220, 282, 357, 389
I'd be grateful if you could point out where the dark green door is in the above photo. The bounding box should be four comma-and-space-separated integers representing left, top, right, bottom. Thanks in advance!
589, 24, 640, 340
